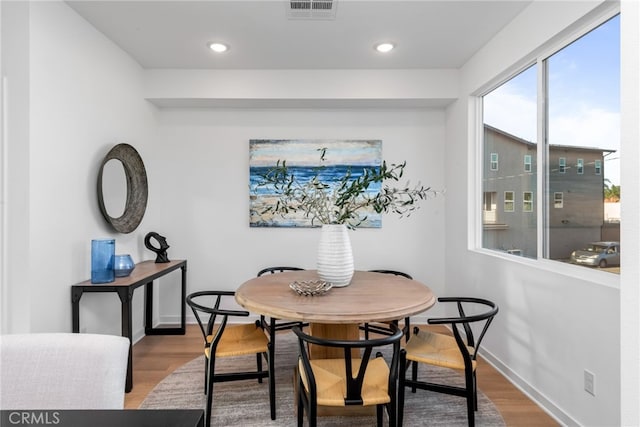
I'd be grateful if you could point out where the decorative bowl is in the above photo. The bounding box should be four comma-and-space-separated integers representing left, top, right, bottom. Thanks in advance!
289, 280, 332, 296
113, 254, 135, 277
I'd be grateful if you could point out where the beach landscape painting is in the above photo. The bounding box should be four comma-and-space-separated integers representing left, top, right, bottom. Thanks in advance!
249, 139, 382, 228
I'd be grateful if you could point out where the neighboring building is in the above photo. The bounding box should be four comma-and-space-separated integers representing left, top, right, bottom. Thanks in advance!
482, 125, 615, 259
603, 202, 621, 242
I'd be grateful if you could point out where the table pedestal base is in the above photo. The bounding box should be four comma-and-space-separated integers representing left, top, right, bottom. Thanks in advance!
308, 323, 360, 359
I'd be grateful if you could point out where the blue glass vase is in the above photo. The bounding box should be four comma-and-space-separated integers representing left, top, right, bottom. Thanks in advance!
91, 238, 115, 284
113, 254, 135, 277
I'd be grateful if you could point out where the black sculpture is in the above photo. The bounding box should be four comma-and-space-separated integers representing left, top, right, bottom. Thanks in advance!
144, 232, 170, 263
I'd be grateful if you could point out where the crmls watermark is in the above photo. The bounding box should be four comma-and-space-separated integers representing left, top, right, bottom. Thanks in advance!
8, 411, 61, 425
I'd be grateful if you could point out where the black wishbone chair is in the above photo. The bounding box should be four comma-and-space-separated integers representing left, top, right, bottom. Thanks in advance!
257, 266, 309, 343
293, 324, 404, 427
398, 297, 499, 427
186, 291, 275, 427
362, 270, 414, 342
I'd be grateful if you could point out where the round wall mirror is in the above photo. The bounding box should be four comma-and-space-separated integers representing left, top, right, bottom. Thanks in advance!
100, 159, 127, 218
97, 143, 148, 233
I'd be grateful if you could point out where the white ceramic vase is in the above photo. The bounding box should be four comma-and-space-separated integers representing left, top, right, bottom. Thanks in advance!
316, 224, 354, 287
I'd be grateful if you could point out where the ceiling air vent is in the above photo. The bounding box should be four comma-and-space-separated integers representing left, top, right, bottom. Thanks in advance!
287, 0, 337, 20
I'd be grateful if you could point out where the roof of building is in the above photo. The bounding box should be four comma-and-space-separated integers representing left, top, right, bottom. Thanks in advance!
484, 124, 617, 154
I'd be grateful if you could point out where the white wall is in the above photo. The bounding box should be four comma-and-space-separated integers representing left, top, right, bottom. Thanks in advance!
22, 1, 157, 335
151, 108, 447, 322
445, 1, 632, 426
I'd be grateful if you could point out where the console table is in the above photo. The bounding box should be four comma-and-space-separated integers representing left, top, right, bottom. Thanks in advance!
71, 259, 187, 392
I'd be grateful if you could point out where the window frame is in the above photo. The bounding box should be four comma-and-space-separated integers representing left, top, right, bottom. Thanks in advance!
472, 3, 619, 285
523, 191, 534, 212
490, 153, 499, 171
524, 155, 532, 172
559, 157, 566, 174
553, 192, 563, 209
577, 158, 584, 175
595, 160, 602, 175
504, 191, 515, 212
484, 192, 497, 212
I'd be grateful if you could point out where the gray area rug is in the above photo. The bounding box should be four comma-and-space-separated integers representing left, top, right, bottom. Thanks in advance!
140, 333, 505, 426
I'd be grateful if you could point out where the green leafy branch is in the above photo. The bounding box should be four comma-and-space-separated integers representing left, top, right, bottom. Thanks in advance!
254, 149, 438, 229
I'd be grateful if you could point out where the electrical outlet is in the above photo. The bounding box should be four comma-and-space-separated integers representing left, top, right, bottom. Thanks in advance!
584, 369, 595, 396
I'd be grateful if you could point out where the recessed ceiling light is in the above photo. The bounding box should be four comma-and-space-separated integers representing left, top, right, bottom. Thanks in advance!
208, 42, 228, 53
375, 42, 395, 53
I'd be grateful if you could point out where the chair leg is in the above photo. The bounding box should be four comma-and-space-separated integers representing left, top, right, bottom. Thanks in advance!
465, 366, 476, 427
376, 404, 383, 427
411, 360, 418, 393
388, 398, 397, 427
467, 394, 475, 427
404, 317, 411, 342
268, 344, 276, 420
205, 358, 216, 427
256, 353, 263, 384
203, 357, 207, 394
473, 371, 478, 411
398, 351, 407, 427
297, 387, 304, 427
305, 383, 317, 427
267, 318, 276, 418
364, 323, 370, 339
309, 401, 317, 427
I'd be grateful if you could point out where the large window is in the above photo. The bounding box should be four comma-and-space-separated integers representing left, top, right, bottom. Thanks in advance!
481, 13, 620, 273
482, 65, 537, 258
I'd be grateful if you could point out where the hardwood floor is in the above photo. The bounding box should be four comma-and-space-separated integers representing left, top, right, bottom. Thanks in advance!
125, 324, 559, 426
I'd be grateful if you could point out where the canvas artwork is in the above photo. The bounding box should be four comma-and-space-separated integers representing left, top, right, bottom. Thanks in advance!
249, 139, 382, 228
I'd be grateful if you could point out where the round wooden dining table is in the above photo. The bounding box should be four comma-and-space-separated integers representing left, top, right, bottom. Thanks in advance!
235, 269, 436, 358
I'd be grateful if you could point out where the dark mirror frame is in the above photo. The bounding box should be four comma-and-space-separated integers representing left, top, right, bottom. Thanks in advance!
97, 143, 148, 234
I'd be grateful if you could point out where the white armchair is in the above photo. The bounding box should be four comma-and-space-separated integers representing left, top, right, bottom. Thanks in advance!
0, 333, 129, 410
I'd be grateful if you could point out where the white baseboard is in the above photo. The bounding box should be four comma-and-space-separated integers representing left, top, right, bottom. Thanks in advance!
136, 314, 260, 344
132, 327, 146, 344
